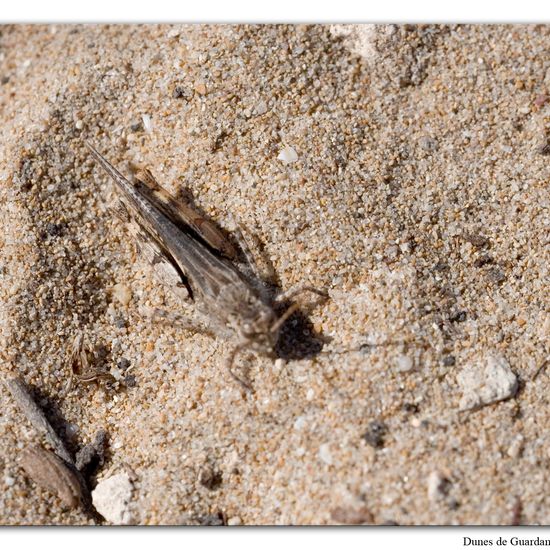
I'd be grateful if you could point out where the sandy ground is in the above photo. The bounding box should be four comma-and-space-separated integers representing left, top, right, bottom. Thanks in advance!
0, 24, 548, 525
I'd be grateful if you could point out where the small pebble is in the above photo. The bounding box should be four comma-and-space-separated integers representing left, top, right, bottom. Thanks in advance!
255, 100, 268, 115
293, 416, 306, 430
363, 421, 387, 448
194, 82, 207, 95
457, 355, 518, 411
277, 146, 298, 164
507, 436, 524, 459
117, 358, 131, 371
142, 114, 153, 133
112, 283, 132, 306
227, 516, 242, 526
92, 472, 134, 525
172, 85, 193, 100
318, 443, 333, 465
129, 120, 143, 132
124, 374, 137, 387
4, 476, 15, 487
442, 355, 456, 367
395, 354, 413, 372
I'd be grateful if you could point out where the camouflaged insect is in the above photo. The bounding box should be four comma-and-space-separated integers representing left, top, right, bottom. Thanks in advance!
86, 142, 326, 389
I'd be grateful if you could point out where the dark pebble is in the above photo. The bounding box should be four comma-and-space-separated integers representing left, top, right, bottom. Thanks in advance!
402, 403, 419, 414
197, 512, 226, 526
442, 355, 456, 367
462, 233, 489, 248
117, 358, 131, 371
172, 85, 194, 100
45, 222, 66, 237
114, 317, 127, 329
130, 121, 143, 132
363, 421, 388, 448
124, 374, 137, 387
199, 468, 223, 491
474, 255, 493, 267
487, 268, 506, 284
449, 311, 467, 323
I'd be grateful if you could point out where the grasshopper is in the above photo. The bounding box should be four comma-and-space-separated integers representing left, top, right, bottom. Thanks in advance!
85, 142, 326, 389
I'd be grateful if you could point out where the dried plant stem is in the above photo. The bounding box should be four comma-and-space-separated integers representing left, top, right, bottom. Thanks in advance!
5, 376, 74, 465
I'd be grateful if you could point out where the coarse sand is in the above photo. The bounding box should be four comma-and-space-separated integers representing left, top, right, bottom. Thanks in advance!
0, 24, 548, 525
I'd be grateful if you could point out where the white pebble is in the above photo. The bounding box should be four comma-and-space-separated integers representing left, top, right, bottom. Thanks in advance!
395, 354, 413, 372
227, 516, 242, 526
277, 146, 298, 164
318, 443, 333, 465
305, 388, 314, 401
4, 476, 15, 487
113, 283, 132, 306
457, 355, 518, 411
507, 436, 524, 459
255, 100, 268, 115
293, 416, 306, 430
142, 114, 153, 133
92, 473, 134, 525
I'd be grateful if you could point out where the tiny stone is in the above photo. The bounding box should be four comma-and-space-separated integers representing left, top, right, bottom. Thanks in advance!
4, 476, 15, 487
117, 358, 131, 371
194, 82, 207, 95
486, 268, 505, 284
395, 354, 413, 372
277, 146, 298, 164
92, 472, 134, 525
293, 416, 306, 430
199, 467, 222, 490
172, 85, 193, 100
254, 100, 268, 115
113, 283, 132, 306
402, 402, 419, 414
142, 114, 153, 133
474, 255, 493, 267
449, 311, 467, 323
124, 374, 137, 387
507, 436, 524, 459
1, 75, 9, 84
363, 421, 387, 448
114, 316, 127, 329
318, 443, 333, 465
75, 120, 84, 130
462, 233, 489, 248
45, 222, 65, 237
442, 355, 456, 367
227, 516, 242, 526
457, 355, 518, 411
129, 120, 143, 132
198, 512, 225, 526
419, 136, 438, 151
